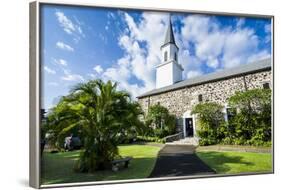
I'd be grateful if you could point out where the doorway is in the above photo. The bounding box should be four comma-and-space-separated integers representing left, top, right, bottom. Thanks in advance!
185, 118, 194, 137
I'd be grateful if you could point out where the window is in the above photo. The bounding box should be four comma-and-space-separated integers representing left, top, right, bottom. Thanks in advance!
263, 82, 270, 89
174, 52, 177, 61
164, 51, 167, 62
198, 94, 203, 102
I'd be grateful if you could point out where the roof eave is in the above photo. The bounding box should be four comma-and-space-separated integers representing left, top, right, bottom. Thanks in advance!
137, 66, 271, 99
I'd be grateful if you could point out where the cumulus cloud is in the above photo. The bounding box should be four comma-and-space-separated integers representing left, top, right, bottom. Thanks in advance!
86, 12, 168, 98
56, 41, 74, 51
247, 50, 271, 63
181, 15, 271, 69
98, 12, 169, 98
44, 66, 56, 74
93, 65, 103, 74
101, 56, 143, 98
89, 13, 271, 98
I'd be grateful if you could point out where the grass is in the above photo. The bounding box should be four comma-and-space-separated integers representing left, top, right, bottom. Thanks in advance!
196, 150, 272, 174
41, 144, 161, 185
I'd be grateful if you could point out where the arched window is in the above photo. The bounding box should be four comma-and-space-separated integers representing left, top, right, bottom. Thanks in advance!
174, 52, 177, 61
164, 51, 167, 62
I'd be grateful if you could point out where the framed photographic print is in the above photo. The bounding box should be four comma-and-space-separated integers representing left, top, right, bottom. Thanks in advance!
29, 0, 274, 188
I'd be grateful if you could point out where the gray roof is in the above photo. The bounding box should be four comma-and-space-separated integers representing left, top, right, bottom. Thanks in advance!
161, 18, 177, 48
137, 58, 271, 98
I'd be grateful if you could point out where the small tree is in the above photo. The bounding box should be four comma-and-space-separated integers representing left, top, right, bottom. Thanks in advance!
228, 88, 271, 145
145, 104, 176, 138
191, 102, 225, 145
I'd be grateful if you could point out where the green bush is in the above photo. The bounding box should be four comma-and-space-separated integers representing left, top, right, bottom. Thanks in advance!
221, 137, 233, 145
193, 88, 272, 147
136, 136, 165, 143
145, 104, 176, 138
228, 88, 272, 146
192, 102, 225, 145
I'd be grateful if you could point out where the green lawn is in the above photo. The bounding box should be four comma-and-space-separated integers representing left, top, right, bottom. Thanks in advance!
41, 144, 161, 185
196, 150, 272, 174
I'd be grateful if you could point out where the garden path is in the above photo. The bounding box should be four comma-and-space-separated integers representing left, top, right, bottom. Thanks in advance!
149, 145, 215, 178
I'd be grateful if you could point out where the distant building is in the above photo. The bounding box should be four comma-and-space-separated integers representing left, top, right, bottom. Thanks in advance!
137, 18, 272, 141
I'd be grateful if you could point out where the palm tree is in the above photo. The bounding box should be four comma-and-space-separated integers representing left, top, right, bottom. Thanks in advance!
46, 80, 144, 172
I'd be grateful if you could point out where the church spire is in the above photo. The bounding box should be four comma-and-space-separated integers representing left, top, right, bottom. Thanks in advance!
162, 16, 177, 48
156, 15, 183, 89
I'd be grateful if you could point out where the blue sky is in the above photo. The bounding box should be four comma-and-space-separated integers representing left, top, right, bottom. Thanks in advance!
41, 4, 272, 110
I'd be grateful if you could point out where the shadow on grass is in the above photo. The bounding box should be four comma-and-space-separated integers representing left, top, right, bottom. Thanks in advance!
196, 151, 254, 173
41, 152, 157, 185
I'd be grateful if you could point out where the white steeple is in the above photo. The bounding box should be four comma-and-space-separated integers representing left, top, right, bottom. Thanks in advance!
156, 16, 183, 89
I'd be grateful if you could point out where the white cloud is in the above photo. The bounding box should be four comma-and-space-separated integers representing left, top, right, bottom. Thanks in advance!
247, 50, 271, 63
179, 15, 222, 73
55, 10, 85, 42
222, 28, 259, 68
44, 66, 56, 74
53, 58, 67, 66
181, 15, 270, 69
111, 12, 169, 96
94, 13, 270, 99
55, 11, 76, 34
93, 65, 103, 74
56, 41, 74, 51
187, 70, 203, 78
102, 56, 146, 98
88, 73, 97, 79
61, 69, 84, 82
88, 12, 166, 98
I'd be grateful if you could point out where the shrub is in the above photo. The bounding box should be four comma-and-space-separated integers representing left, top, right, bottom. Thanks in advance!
193, 88, 272, 147
228, 88, 271, 146
192, 102, 225, 145
136, 136, 165, 143
145, 104, 176, 138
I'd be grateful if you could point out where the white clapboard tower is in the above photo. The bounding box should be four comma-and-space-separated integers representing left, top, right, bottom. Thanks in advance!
156, 17, 183, 89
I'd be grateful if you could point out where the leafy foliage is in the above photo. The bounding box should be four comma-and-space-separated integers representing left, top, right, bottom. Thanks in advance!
228, 88, 271, 146
191, 102, 225, 145
193, 89, 272, 146
145, 104, 176, 138
136, 136, 165, 143
45, 80, 144, 172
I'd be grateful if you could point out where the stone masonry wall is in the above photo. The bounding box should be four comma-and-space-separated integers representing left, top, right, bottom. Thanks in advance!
138, 70, 271, 131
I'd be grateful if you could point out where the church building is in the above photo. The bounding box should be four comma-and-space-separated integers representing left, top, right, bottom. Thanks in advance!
137, 18, 272, 143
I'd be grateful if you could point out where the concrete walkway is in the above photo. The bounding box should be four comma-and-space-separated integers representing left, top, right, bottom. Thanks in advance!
149, 145, 215, 178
